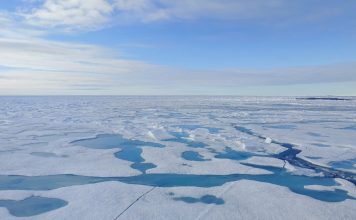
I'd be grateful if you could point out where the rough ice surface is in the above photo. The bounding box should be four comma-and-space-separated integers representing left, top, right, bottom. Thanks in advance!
0, 96, 355, 219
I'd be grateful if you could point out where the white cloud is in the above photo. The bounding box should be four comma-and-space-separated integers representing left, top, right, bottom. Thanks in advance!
0, 11, 45, 38
16, 0, 352, 31
21, 0, 287, 28
0, 70, 109, 91
1, 30, 355, 94
0, 1, 355, 95
21, 0, 114, 31
117, 0, 286, 22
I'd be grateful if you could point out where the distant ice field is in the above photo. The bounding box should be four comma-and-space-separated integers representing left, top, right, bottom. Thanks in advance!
0, 96, 355, 219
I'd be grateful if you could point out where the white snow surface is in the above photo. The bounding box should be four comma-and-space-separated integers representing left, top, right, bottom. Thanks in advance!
0, 96, 355, 219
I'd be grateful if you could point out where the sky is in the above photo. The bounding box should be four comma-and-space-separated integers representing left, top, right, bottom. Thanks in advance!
0, 0, 355, 95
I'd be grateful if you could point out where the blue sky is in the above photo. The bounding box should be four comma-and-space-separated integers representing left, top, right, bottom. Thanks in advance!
0, 0, 355, 95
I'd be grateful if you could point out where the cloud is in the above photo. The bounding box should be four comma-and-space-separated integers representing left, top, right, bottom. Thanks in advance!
133, 63, 356, 87
113, 0, 288, 22
20, 0, 114, 31
1, 29, 355, 94
0, 1, 355, 94
16, 0, 354, 31
0, 70, 109, 91
0, 23, 164, 93
0, 11, 45, 38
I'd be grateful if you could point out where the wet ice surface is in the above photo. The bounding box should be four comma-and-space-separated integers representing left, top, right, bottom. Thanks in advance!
172, 194, 225, 205
71, 134, 163, 173
0, 96, 356, 219
0, 196, 67, 217
182, 151, 209, 161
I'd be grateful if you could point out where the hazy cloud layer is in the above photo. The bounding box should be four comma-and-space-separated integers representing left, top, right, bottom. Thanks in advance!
0, 1, 355, 94
1, 32, 355, 94
17, 0, 354, 31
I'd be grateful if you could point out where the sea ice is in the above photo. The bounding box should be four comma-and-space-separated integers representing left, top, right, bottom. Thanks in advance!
0, 96, 355, 219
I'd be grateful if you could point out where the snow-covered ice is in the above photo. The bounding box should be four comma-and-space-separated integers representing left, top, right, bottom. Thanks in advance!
0, 96, 355, 219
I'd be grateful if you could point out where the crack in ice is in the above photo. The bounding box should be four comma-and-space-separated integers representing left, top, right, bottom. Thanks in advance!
232, 124, 356, 185
114, 187, 156, 220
